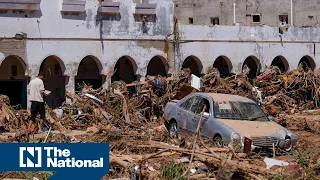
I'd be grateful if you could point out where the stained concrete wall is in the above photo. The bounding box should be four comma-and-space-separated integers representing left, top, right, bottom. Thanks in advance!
0, 0, 175, 83
177, 24, 320, 74
174, 0, 320, 27
0, 0, 319, 109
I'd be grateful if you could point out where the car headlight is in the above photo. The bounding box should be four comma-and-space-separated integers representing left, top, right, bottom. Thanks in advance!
231, 133, 241, 142
284, 138, 292, 151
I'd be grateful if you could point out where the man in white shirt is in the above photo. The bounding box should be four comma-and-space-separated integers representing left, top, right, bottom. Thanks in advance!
27, 72, 48, 133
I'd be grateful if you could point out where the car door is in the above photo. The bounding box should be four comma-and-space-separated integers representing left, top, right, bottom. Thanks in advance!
189, 96, 211, 133
177, 96, 195, 131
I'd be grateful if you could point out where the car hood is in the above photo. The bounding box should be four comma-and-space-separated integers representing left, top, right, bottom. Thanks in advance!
217, 119, 284, 138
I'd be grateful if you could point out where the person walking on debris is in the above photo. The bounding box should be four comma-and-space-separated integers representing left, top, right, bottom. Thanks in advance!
27, 72, 50, 133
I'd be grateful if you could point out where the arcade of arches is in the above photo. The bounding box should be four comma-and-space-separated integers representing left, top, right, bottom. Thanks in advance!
39, 56, 66, 109
0, 55, 317, 109
146, 56, 168, 77
298, 56, 316, 71
271, 56, 289, 72
182, 56, 202, 77
213, 56, 231, 77
0, 56, 28, 109
75, 56, 103, 92
112, 56, 137, 84
242, 56, 260, 79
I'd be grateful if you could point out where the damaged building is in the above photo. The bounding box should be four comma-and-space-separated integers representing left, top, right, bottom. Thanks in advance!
0, 0, 319, 109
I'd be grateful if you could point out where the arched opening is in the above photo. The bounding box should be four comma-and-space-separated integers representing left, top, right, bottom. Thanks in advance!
39, 56, 66, 108
298, 55, 316, 71
146, 56, 168, 77
75, 56, 103, 92
111, 56, 137, 84
182, 56, 203, 77
0, 55, 28, 109
271, 56, 289, 72
242, 56, 260, 79
213, 56, 232, 77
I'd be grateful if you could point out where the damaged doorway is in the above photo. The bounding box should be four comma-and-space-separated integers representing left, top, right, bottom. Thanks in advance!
182, 56, 203, 77
213, 56, 232, 77
298, 56, 315, 71
75, 56, 103, 92
39, 56, 66, 108
242, 56, 260, 79
0, 55, 28, 109
111, 56, 138, 84
271, 56, 289, 72
146, 56, 169, 77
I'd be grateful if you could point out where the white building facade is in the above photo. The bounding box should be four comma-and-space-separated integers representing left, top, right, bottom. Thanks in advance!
0, 0, 319, 109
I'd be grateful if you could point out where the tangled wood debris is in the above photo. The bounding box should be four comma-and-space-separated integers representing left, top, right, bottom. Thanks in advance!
1, 67, 320, 179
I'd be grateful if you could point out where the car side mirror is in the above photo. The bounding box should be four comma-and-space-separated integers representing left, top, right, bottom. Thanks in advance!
203, 112, 210, 118
268, 116, 274, 121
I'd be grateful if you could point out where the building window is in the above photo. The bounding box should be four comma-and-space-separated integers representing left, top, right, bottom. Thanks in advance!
189, 17, 194, 24
55, 64, 60, 74
11, 66, 17, 76
252, 14, 261, 23
279, 14, 288, 24
211, 17, 219, 25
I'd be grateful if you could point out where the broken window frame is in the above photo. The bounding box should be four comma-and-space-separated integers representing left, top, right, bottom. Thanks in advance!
279, 14, 289, 24
210, 17, 220, 25
251, 14, 261, 23
189, 17, 194, 24
180, 96, 195, 111
190, 96, 210, 114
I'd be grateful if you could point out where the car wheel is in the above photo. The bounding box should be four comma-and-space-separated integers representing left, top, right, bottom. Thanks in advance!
213, 136, 223, 147
168, 122, 178, 139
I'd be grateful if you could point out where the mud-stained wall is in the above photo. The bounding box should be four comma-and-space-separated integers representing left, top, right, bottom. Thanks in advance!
0, 0, 174, 39
0, 0, 319, 109
174, 0, 320, 27
178, 24, 320, 74
0, 40, 26, 61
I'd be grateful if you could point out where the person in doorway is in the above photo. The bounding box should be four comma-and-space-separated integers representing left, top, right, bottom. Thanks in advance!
27, 72, 49, 133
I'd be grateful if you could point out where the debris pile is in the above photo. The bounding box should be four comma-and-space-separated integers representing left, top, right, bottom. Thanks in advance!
0, 67, 320, 179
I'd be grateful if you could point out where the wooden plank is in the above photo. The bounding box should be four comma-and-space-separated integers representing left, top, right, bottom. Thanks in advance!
61, 4, 85, 12
135, 3, 156, 9
62, 0, 85, 5
101, 7, 119, 14
101, 2, 120, 7
243, 137, 252, 155
0, 3, 39, 11
135, 8, 156, 15
0, 0, 40, 4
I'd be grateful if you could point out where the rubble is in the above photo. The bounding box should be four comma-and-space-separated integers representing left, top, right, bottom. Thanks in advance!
0, 67, 320, 179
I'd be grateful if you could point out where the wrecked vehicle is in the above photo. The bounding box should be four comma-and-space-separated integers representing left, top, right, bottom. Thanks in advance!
164, 93, 298, 152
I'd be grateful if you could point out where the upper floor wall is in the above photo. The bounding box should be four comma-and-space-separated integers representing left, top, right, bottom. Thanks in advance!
179, 24, 320, 42
174, 0, 320, 27
0, 0, 174, 39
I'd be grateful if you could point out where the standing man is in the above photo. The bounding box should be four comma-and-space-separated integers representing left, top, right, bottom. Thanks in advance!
27, 72, 48, 133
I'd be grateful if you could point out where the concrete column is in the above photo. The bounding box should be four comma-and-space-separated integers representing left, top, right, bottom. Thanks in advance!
102, 75, 110, 90
66, 75, 75, 94
140, 76, 146, 82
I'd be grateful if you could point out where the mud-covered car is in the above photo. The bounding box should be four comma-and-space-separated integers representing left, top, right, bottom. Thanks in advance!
164, 93, 298, 152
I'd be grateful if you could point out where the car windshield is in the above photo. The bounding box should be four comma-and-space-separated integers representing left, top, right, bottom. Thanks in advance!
213, 101, 267, 121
